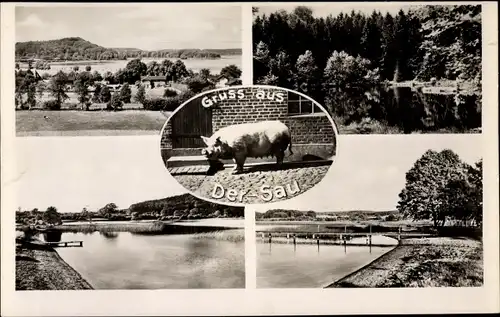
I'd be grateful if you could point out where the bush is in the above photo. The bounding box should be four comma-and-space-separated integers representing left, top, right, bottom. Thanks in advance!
107, 94, 124, 111
163, 88, 178, 98
42, 100, 61, 110
143, 98, 168, 111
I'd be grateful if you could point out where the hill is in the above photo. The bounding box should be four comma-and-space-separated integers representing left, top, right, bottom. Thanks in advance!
16, 37, 242, 61
15, 37, 114, 61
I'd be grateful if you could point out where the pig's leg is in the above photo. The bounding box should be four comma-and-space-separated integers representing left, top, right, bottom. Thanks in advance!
276, 150, 285, 165
232, 153, 246, 174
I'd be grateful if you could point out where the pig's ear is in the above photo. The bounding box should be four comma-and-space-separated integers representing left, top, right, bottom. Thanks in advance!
201, 136, 210, 145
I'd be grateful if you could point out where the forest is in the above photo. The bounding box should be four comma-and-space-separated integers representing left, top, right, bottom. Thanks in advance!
16, 193, 245, 225
253, 5, 482, 133
15, 37, 242, 61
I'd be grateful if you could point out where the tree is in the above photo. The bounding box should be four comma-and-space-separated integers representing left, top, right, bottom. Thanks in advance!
147, 61, 161, 76
397, 149, 471, 228
98, 203, 118, 217
267, 50, 293, 87
294, 50, 320, 96
73, 65, 79, 72
100, 86, 112, 103
103, 71, 114, 83
220, 64, 242, 79
199, 68, 211, 80
160, 59, 174, 78
253, 41, 271, 81
125, 58, 147, 83
92, 83, 102, 103
107, 92, 123, 111
85, 65, 91, 72
119, 83, 132, 103
43, 206, 62, 225
92, 70, 103, 82
186, 76, 215, 94
36, 80, 46, 100
135, 84, 146, 104
171, 60, 189, 82
74, 71, 93, 110
48, 71, 69, 108
323, 50, 379, 88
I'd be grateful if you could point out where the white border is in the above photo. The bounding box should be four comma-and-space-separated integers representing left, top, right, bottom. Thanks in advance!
1, 2, 499, 316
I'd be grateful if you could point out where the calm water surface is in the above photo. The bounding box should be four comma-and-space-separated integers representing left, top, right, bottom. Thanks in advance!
28, 55, 241, 76
257, 236, 396, 288
324, 86, 481, 133
42, 228, 245, 289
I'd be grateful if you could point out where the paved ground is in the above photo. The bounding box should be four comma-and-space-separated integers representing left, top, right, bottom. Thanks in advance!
173, 163, 332, 204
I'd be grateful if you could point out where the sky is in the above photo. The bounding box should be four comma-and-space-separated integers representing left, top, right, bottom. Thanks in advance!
12, 134, 482, 214
255, 3, 413, 18
15, 4, 242, 50
13, 136, 187, 213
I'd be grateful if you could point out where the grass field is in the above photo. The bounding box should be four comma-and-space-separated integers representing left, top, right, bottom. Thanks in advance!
16, 110, 171, 136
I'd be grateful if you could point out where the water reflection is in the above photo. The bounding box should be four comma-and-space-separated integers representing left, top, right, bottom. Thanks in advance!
55, 230, 245, 289
257, 240, 394, 288
100, 231, 119, 242
327, 86, 481, 133
42, 231, 62, 243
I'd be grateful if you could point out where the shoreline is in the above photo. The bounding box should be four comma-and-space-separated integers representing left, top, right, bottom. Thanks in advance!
327, 237, 483, 288
16, 243, 93, 290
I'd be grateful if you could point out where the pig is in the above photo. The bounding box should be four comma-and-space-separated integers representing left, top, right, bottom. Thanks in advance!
201, 120, 293, 174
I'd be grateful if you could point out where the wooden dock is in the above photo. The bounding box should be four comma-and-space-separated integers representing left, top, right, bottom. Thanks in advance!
44, 241, 83, 248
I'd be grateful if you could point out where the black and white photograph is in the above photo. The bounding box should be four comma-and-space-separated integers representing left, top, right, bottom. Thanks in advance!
254, 135, 484, 288
160, 85, 338, 205
14, 137, 245, 290
15, 4, 242, 136
253, 4, 482, 134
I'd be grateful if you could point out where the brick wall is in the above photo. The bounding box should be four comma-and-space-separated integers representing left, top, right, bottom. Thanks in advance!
280, 115, 336, 144
211, 86, 288, 131
160, 120, 172, 149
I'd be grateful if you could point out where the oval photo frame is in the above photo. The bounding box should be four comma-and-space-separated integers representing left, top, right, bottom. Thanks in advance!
159, 85, 339, 206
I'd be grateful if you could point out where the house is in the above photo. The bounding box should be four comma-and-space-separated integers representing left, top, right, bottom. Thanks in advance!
141, 75, 167, 89
161, 86, 337, 165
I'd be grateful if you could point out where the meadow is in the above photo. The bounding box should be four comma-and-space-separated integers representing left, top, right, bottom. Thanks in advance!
16, 110, 170, 136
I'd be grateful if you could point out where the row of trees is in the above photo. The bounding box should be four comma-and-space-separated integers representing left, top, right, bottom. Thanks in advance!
253, 5, 481, 86
16, 194, 245, 225
15, 37, 240, 61
15, 58, 242, 111
398, 149, 482, 228
16, 206, 62, 226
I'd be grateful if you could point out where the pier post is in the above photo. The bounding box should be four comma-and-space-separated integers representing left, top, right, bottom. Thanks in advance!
80, 241, 83, 247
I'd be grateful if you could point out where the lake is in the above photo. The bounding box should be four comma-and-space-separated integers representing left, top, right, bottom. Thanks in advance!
23, 55, 242, 76
324, 86, 481, 133
257, 236, 396, 288
36, 221, 245, 289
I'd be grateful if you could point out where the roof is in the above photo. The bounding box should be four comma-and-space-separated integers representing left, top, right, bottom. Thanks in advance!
141, 75, 167, 81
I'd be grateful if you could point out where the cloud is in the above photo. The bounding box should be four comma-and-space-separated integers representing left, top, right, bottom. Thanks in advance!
17, 13, 45, 27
